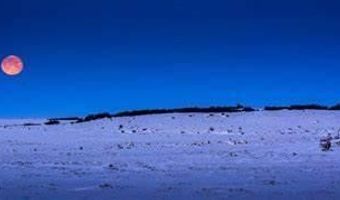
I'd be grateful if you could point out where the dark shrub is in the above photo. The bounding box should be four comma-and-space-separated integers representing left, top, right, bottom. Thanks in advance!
329, 104, 340, 110
23, 123, 41, 126
48, 117, 81, 121
77, 112, 112, 123
242, 106, 256, 112
264, 106, 290, 111
265, 104, 329, 111
44, 120, 60, 125
320, 136, 332, 151
288, 104, 328, 110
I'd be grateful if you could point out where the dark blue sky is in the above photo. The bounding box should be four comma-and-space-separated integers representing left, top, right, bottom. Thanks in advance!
1, 0, 340, 117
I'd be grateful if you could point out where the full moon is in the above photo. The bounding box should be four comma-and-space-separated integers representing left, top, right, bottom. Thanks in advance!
1, 55, 24, 76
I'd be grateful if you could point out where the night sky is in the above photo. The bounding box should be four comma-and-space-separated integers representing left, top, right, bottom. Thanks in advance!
1, 0, 340, 117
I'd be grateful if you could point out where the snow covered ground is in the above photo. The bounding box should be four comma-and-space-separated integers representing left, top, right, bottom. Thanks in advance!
1, 110, 340, 200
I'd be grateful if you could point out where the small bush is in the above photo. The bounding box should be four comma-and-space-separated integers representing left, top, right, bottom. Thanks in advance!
320, 136, 332, 151
23, 123, 41, 127
76, 112, 112, 123
44, 120, 60, 125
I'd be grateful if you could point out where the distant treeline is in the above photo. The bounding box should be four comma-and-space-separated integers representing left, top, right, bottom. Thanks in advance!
113, 105, 255, 117
113, 104, 340, 117
264, 104, 340, 111
72, 105, 255, 123
49, 117, 82, 121
46, 104, 340, 124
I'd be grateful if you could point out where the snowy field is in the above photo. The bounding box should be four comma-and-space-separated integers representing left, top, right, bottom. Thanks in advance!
1, 110, 340, 200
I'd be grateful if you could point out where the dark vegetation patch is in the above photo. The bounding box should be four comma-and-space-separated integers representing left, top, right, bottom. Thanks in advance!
264, 106, 291, 111
113, 105, 255, 117
329, 104, 340, 110
44, 119, 60, 125
69, 105, 255, 123
264, 104, 339, 111
288, 104, 328, 110
63, 104, 340, 123
48, 117, 82, 121
320, 136, 332, 151
23, 123, 41, 127
11, 104, 340, 126
76, 112, 112, 123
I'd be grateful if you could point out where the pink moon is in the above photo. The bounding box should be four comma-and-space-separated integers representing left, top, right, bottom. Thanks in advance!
1, 55, 24, 76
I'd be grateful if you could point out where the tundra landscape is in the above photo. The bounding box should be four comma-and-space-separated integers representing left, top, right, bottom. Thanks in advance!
1, 109, 340, 200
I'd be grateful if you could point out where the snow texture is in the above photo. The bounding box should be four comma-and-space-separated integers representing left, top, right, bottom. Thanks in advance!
1, 110, 340, 200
